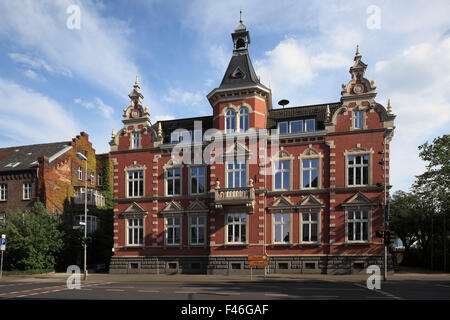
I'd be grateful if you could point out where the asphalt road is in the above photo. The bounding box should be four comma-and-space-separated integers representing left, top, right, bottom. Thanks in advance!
0, 279, 449, 300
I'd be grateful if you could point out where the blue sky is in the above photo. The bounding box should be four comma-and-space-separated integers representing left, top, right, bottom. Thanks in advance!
0, 0, 449, 192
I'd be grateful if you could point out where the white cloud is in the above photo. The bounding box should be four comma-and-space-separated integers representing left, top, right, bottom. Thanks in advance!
74, 97, 114, 118
23, 69, 39, 80
0, 77, 79, 145
163, 88, 203, 106
0, 0, 139, 97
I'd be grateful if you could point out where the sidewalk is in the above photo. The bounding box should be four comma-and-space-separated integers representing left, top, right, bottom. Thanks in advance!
1, 267, 448, 283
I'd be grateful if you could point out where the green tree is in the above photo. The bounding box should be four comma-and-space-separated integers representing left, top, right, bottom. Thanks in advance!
0, 202, 64, 271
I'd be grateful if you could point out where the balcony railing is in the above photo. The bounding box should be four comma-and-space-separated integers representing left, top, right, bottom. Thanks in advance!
214, 180, 255, 210
73, 188, 105, 207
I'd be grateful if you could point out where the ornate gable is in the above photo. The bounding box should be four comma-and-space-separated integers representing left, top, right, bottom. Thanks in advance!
186, 199, 209, 213
342, 192, 376, 208
121, 202, 148, 218
297, 195, 324, 209
161, 200, 184, 214
269, 195, 294, 213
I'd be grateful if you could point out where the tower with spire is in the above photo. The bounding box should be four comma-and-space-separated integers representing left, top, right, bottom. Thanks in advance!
207, 16, 272, 131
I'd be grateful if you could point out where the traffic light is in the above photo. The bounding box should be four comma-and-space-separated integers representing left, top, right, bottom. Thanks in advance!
384, 231, 391, 246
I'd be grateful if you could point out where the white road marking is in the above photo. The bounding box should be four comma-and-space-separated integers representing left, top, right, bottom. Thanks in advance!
354, 283, 404, 300
138, 290, 160, 293
106, 289, 124, 292
264, 293, 289, 297
436, 284, 450, 288
175, 291, 197, 294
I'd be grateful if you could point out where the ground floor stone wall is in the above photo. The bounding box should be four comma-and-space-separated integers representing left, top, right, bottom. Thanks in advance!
109, 255, 394, 275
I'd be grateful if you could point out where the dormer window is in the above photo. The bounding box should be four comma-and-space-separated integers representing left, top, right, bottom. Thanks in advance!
278, 119, 315, 134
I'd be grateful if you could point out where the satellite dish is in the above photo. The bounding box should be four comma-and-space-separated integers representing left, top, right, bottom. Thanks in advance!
278, 99, 289, 108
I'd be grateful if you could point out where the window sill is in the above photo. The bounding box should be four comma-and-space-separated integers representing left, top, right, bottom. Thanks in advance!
125, 244, 144, 248
345, 241, 370, 245
223, 243, 248, 247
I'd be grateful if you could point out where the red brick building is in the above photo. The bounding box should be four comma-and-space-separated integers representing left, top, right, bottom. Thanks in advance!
0, 132, 108, 230
109, 22, 396, 274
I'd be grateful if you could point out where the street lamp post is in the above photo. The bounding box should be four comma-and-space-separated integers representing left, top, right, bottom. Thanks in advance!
76, 152, 88, 281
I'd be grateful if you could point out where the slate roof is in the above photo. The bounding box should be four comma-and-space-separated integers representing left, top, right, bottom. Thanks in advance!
155, 116, 213, 144
0, 141, 71, 173
219, 52, 267, 90
267, 102, 342, 130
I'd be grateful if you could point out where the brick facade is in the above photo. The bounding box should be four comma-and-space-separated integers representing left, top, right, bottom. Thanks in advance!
109, 24, 396, 274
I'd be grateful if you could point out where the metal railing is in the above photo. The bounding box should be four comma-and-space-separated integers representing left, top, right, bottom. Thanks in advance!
73, 188, 105, 207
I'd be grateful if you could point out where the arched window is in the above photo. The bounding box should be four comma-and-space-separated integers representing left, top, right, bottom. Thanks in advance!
226, 109, 236, 133
239, 108, 249, 132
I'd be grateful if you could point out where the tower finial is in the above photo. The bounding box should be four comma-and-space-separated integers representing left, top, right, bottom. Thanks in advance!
356, 44, 360, 56
135, 75, 139, 85
240, 10, 242, 23
387, 98, 392, 114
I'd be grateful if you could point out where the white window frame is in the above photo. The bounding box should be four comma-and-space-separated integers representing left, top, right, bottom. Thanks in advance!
132, 132, 140, 149
189, 166, 206, 195
347, 155, 370, 186
127, 170, 144, 198
305, 119, 315, 132
225, 161, 247, 188
189, 215, 206, 245
0, 184, 7, 201
301, 158, 319, 189
346, 210, 370, 243
289, 120, 303, 133
239, 108, 249, 132
354, 111, 364, 129
23, 182, 32, 200
277, 121, 288, 134
90, 172, 95, 185
225, 109, 236, 133
273, 160, 290, 191
97, 173, 103, 186
127, 217, 144, 246
273, 213, 291, 244
165, 167, 182, 196
77, 167, 83, 180
300, 212, 320, 243
165, 215, 182, 246
226, 213, 247, 244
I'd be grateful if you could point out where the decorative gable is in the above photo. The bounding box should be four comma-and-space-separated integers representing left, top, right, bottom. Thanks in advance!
186, 199, 209, 213
298, 195, 324, 208
342, 192, 376, 208
161, 200, 184, 214
121, 202, 148, 218
269, 195, 294, 213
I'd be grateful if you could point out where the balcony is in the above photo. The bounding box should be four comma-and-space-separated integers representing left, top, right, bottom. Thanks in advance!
73, 188, 105, 207
214, 181, 255, 211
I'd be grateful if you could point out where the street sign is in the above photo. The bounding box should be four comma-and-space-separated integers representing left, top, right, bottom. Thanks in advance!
0, 238, 6, 251
249, 260, 268, 266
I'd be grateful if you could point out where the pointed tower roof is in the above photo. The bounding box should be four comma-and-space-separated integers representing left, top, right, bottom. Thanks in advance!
218, 17, 264, 90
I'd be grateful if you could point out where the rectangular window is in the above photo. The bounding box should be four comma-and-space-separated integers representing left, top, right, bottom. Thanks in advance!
274, 161, 290, 190
302, 159, 319, 188
166, 216, 181, 245
305, 119, 315, 131
190, 167, 206, 194
0, 184, 7, 201
289, 120, 303, 133
347, 211, 369, 242
133, 132, 140, 149
278, 122, 288, 134
348, 155, 369, 186
23, 183, 32, 200
166, 168, 181, 195
78, 167, 83, 180
302, 212, 318, 242
90, 172, 95, 185
354, 111, 363, 129
227, 213, 246, 244
227, 162, 246, 188
128, 170, 144, 197
274, 213, 290, 243
128, 218, 143, 245
98, 173, 103, 186
190, 216, 205, 245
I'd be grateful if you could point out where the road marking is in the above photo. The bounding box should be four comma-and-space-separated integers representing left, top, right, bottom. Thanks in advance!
106, 289, 124, 292
436, 284, 450, 288
215, 292, 241, 295
138, 290, 160, 293
264, 293, 289, 297
354, 283, 404, 300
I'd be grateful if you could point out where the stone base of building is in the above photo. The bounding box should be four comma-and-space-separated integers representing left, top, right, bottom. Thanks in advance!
109, 255, 394, 275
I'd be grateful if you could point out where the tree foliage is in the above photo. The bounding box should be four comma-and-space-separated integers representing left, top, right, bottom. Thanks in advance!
0, 202, 64, 271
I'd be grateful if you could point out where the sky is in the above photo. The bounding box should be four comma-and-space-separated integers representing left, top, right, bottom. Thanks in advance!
0, 0, 449, 193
